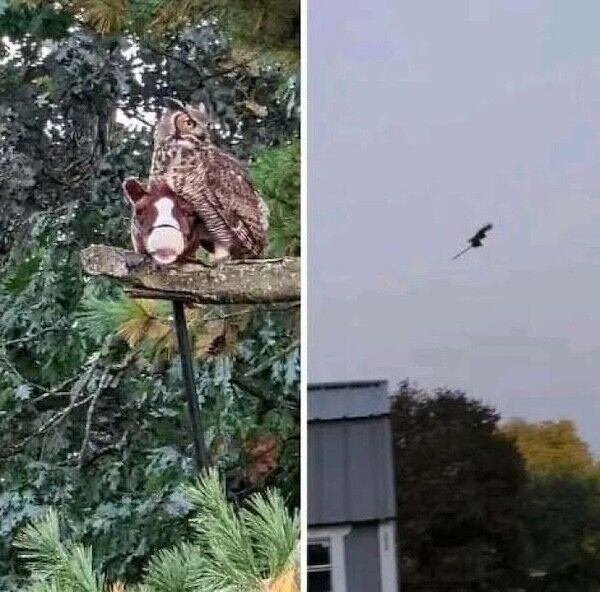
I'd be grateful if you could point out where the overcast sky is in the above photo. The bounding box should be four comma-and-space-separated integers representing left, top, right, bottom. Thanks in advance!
308, 0, 600, 451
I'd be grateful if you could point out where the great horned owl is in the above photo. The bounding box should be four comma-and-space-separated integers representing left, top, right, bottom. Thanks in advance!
150, 98, 269, 262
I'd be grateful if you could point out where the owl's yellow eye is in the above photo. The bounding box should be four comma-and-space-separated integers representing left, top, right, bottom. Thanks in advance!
175, 114, 196, 133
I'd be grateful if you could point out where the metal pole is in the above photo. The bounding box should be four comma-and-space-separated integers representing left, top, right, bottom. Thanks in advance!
172, 300, 208, 471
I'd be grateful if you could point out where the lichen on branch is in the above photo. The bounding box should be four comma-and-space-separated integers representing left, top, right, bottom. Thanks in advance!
81, 244, 300, 305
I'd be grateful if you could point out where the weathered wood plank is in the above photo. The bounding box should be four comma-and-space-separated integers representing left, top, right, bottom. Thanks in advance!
81, 245, 300, 304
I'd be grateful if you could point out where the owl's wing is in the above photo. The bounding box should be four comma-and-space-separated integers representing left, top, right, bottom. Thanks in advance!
173, 146, 268, 257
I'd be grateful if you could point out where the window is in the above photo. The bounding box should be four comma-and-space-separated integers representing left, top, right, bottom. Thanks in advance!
308, 538, 332, 592
308, 527, 350, 592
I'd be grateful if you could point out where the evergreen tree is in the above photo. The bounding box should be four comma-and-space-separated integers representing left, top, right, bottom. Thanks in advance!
15, 470, 299, 591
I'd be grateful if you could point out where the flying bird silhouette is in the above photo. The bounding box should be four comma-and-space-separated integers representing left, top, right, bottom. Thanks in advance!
452, 223, 493, 260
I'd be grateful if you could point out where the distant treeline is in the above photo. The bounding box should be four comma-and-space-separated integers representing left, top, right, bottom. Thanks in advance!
392, 380, 600, 592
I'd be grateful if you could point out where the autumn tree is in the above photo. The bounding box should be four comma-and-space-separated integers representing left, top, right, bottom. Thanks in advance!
504, 419, 600, 591
503, 419, 595, 475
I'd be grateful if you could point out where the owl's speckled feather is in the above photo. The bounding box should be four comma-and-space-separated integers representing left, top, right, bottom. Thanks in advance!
150, 101, 269, 259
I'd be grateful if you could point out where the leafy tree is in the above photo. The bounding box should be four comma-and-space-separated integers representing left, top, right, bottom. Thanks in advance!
390, 380, 528, 591
0, 4, 299, 589
0, 0, 300, 84
504, 419, 600, 590
3, 0, 299, 60
523, 473, 600, 592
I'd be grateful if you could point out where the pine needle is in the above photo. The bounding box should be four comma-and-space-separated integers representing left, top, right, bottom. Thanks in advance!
178, 470, 299, 591
185, 470, 260, 590
116, 299, 169, 348
242, 489, 299, 577
74, 0, 129, 34
144, 543, 204, 592
14, 509, 104, 592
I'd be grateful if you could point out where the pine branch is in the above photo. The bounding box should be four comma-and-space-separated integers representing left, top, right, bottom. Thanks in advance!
144, 542, 204, 592
185, 469, 260, 590
242, 491, 298, 577
174, 470, 299, 590
14, 509, 104, 592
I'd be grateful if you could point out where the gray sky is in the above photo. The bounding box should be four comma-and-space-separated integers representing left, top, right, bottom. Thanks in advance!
308, 0, 600, 452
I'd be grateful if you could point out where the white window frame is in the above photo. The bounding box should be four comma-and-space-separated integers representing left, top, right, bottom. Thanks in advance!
308, 525, 351, 592
378, 520, 399, 592
307, 537, 332, 590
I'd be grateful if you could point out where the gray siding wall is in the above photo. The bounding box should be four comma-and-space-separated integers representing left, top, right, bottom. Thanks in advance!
309, 417, 396, 525
345, 523, 382, 592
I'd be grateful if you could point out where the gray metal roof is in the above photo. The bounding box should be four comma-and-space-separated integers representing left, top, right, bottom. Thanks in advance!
308, 416, 397, 525
308, 380, 390, 421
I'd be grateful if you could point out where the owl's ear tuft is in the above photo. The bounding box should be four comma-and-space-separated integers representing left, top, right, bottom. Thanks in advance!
163, 97, 185, 111
188, 102, 209, 124
122, 177, 147, 204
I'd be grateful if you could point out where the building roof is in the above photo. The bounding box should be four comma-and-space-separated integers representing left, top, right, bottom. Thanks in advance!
308, 380, 390, 421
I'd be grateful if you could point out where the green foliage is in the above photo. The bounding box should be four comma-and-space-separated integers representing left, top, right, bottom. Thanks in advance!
502, 419, 600, 590
184, 470, 259, 590
392, 384, 600, 591
249, 140, 300, 256
0, 6, 299, 590
3, 0, 299, 62
77, 293, 160, 342
15, 471, 299, 592
523, 473, 600, 591
14, 510, 104, 592
391, 381, 528, 590
144, 543, 204, 592
179, 469, 298, 591
0, 3, 73, 40
241, 488, 298, 577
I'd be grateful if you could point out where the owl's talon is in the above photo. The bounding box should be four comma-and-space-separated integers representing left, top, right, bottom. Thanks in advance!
207, 258, 230, 270
208, 245, 232, 268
